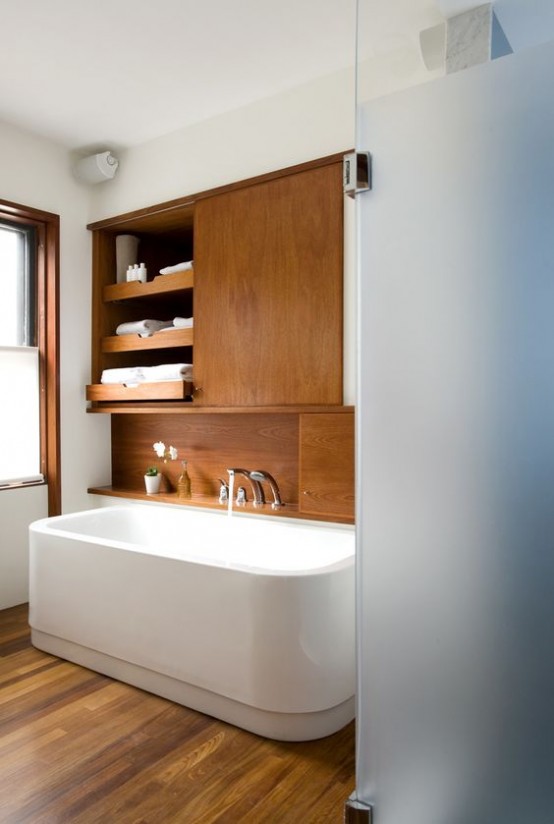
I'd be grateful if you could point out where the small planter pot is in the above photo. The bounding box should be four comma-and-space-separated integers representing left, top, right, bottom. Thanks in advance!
144, 473, 161, 494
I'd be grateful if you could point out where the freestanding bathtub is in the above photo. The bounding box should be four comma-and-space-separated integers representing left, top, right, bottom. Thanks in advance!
29, 504, 355, 741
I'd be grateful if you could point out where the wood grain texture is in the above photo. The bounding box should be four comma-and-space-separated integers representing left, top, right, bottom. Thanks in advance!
89, 404, 354, 415
193, 162, 344, 406
0, 605, 354, 823
86, 153, 348, 232
101, 328, 193, 353
86, 381, 193, 402
88, 486, 355, 524
299, 412, 355, 519
91, 225, 194, 388
103, 271, 193, 302
42, 214, 61, 516
111, 413, 300, 505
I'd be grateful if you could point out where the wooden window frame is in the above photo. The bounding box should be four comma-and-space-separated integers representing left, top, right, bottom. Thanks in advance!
0, 199, 60, 515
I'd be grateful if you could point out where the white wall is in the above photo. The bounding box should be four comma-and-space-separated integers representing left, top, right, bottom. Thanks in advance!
89, 67, 355, 221
0, 119, 110, 609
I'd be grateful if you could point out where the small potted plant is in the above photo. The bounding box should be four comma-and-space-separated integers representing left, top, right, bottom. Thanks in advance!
144, 465, 161, 494
145, 441, 178, 494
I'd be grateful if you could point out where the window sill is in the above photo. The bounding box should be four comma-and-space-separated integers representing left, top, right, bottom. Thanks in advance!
0, 475, 45, 491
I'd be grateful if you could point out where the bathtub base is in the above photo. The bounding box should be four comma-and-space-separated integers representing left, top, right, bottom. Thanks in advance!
31, 629, 355, 742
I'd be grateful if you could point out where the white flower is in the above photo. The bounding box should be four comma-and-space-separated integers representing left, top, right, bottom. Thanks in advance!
153, 441, 166, 458
152, 441, 178, 463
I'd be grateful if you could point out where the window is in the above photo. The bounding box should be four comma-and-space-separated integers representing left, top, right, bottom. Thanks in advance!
0, 221, 36, 347
0, 200, 60, 514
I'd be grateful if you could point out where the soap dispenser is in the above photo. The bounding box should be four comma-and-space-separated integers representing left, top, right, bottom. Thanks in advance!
177, 460, 191, 499
137, 262, 147, 283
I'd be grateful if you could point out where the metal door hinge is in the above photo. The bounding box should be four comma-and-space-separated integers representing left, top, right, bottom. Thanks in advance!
344, 795, 373, 823
343, 151, 372, 198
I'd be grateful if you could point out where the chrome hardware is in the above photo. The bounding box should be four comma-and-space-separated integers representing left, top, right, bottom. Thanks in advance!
343, 151, 372, 198
227, 468, 264, 506
249, 470, 283, 509
236, 486, 247, 505
218, 479, 228, 505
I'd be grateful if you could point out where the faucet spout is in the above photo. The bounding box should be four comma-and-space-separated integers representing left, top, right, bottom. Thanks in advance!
249, 470, 283, 509
227, 468, 264, 506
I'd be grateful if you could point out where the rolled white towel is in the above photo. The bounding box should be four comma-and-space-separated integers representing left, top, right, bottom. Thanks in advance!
101, 367, 144, 385
116, 319, 173, 337
100, 363, 193, 385
159, 261, 193, 275
158, 317, 194, 332
141, 363, 193, 382
173, 317, 194, 328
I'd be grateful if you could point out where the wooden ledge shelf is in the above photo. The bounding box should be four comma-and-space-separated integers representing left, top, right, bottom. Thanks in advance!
86, 381, 193, 403
101, 327, 193, 353
86, 403, 355, 415
103, 271, 194, 303
87, 486, 354, 525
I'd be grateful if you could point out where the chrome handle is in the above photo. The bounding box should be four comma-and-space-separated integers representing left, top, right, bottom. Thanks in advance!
218, 479, 228, 504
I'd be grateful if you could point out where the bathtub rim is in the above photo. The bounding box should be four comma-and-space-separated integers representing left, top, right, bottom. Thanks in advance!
29, 503, 355, 577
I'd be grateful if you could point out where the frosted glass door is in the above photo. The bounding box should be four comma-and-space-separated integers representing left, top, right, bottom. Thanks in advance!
356, 18, 554, 824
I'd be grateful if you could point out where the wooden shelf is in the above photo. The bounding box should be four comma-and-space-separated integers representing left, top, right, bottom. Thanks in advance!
87, 403, 353, 414
101, 327, 193, 353
86, 381, 193, 402
87, 486, 353, 524
103, 270, 194, 303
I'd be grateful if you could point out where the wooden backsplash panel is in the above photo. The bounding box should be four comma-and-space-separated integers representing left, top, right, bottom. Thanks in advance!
111, 413, 299, 505
299, 413, 355, 519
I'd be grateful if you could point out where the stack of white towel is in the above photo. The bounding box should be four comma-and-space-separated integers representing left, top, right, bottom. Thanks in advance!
100, 363, 193, 385
115, 319, 173, 338
160, 317, 193, 330
159, 260, 193, 275
116, 317, 194, 337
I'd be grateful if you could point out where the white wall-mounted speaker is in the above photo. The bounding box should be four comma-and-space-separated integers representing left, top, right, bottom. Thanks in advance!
74, 151, 119, 184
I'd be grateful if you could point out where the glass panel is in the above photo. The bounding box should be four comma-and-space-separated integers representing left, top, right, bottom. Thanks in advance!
355, 4, 554, 821
0, 347, 42, 484
0, 222, 35, 347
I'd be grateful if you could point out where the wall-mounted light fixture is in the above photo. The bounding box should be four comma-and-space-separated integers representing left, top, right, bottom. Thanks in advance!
74, 151, 119, 184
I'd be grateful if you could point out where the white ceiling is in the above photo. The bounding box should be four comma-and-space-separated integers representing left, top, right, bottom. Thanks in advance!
0, 0, 359, 151
4, 1, 546, 153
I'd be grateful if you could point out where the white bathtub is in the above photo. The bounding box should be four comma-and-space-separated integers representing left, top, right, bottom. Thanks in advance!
29, 504, 355, 741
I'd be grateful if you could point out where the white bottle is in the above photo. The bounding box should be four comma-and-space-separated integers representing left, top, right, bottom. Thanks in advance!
126, 264, 134, 282
137, 262, 147, 283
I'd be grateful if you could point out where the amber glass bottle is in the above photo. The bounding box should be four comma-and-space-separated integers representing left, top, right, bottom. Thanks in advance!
177, 460, 191, 499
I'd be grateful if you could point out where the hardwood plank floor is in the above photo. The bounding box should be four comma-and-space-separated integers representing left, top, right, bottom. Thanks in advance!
0, 605, 354, 823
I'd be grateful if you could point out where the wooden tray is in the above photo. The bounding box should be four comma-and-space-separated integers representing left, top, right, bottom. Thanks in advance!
86, 381, 193, 402
101, 327, 193, 353
103, 270, 194, 302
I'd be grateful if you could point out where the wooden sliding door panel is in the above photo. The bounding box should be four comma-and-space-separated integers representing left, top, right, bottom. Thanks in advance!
194, 163, 343, 406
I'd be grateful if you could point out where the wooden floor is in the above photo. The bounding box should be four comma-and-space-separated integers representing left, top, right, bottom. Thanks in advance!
0, 605, 354, 823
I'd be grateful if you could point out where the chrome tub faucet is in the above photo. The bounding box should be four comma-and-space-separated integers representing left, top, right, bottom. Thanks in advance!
249, 470, 283, 509
227, 468, 264, 506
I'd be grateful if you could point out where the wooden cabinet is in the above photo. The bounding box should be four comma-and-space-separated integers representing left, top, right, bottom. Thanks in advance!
299, 412, 355, 520
87, 154, 344, 411
88, 202, 195, 404
91, 406, 355, 524
86, 153, 355, 523
193, 163, 343, 406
